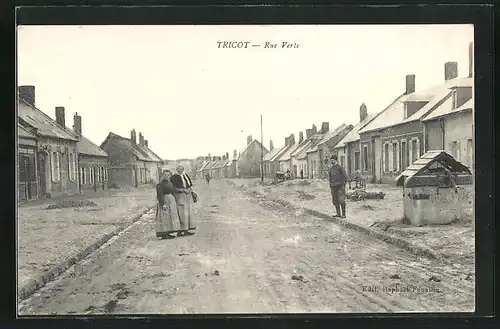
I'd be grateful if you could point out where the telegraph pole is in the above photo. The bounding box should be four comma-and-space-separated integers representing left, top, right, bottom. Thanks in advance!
261, 114, 264, 182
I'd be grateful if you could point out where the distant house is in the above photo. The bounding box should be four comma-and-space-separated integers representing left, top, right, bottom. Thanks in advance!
236, 135, 268, 178
225, 150, 238, 178
290, 129, 315, 179
333, 104, 377, 178
70, 112, 109, 192
311, 122, 353, 178
196, 159, 210, 180
358, 46, 473, 184
263, 141, 281, 178
100, 129, 163, 188
277, 132, 305, 178
267, 138, 292, 177
18, 86, 80, 199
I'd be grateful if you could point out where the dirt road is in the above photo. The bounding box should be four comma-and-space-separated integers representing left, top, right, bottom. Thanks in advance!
18, 180, 474, 314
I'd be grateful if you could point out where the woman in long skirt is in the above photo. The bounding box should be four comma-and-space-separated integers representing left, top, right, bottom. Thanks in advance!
155, 170, 181, 239
171, 165, 197, 237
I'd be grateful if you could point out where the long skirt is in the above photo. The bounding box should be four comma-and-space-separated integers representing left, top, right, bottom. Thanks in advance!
155, 194, 181, 237
175, 192, 197, 230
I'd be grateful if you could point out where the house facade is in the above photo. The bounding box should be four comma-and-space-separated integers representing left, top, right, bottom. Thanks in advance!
358, 47, 473, 184
18, 86, 80, 199
100, 129, 163, 188
236, 135, 268, 178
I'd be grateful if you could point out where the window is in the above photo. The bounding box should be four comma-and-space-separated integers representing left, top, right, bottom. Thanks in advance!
68, 153, 77, 181
80, 167, 85, 185
89, 167, 94, 185
363, 145, 368, 172
97, 167, 101, 182
401, 141, 408, 170
51, 152, 61, 182
466, 139, 473, 169
392, 142, 398, 172
354, 152, 360, 171
384, 143, 389, 172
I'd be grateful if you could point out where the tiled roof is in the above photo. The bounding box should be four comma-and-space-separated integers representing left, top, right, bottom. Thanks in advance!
317, 124, 349, 147
263, 147, 283, 162
359, 77, 472, 134
269, 144, 292, 162
197, 160, 208, 172
75, 133, 108, 157
278, 142, 304, 162
422, 95, 473, 122
18, 99, 78, 141
18, 123, 37, 139
290, 139, 311, 158
335, 114, 377, 148
301, 134, 326, 156
102, 133, 161, 162
395, 150, 471, 186
238, 140, 268, 160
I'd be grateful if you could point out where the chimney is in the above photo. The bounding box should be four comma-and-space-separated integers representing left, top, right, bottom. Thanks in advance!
55, 106, 66, 127
233, 150, 237, 158
306, 129, 312, 139
444, 62, 458, 81
270, 140, 274, 150
139, 133, 144, 146
299, 131, 304, 143
144, 140, 148, 147
247, 135, 252, 145
359, 103, 368, 122
131, 129, 137, 145
19, 85, 36, 106
312, 125, 318, 135
405, 75, 415, 95
73, 112, 82, 134
468, 42, 473, 78
321, 122, 329, 134
289, 134, 296, 145
226, 152, 229, 159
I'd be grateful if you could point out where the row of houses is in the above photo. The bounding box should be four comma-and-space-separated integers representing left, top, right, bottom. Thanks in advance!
17, 85, 164, 201
221, 42, 474, 184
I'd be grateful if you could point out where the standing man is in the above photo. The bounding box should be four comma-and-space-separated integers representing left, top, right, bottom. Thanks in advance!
205, 172, 211, 184
329, 155, 348, 218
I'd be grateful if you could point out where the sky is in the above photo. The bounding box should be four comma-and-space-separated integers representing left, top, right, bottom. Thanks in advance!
17, 24, 473, 160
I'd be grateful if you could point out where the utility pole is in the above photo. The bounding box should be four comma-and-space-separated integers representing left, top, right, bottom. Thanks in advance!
261, 114, 264, 182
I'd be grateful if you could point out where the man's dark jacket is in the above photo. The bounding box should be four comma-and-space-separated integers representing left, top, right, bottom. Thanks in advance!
328, 163, 348, 188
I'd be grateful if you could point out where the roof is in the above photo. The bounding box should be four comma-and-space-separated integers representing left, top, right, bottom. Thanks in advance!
269, 144, 292, 162
395, 150, 472, 186
101, 132, 161, 162
317, 124, 350, 147
298, 134, 324, 157
18, 123, 37, 139
263, 147, 282, 162
197, 160, 208, 172
238, 139, 268, 160
422, 95, 474, 122
335, 114, 377, 148
18, 99, 78, 141
75, 133, 108, 157
224, 159, 233, 167
278, 141, 304, 162
359, 77, 473, 134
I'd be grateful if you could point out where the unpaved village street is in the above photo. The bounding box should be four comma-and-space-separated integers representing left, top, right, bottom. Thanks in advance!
18, 180, 475, 314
